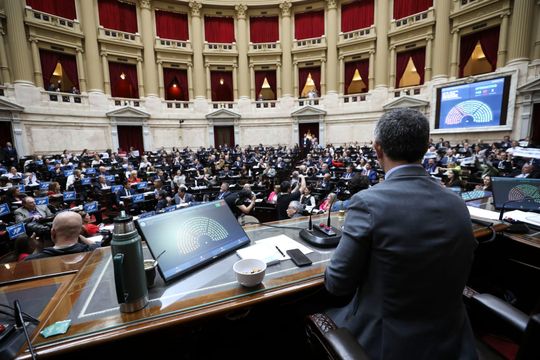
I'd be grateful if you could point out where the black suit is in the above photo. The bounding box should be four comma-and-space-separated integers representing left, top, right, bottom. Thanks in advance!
2, 146, 17, 167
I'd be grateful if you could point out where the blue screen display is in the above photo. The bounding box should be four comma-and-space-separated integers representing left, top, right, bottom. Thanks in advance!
436, 77, 509, 129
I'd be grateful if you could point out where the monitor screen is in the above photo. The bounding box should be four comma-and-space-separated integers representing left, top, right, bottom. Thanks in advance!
491, 177, 540, 211
435, 76, 511, 130
135, 200, 250, 283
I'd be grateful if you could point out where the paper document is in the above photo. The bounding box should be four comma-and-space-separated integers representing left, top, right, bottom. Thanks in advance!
236, 234, 313, 264
467, 206, 500, 220
503, 210, 540, 226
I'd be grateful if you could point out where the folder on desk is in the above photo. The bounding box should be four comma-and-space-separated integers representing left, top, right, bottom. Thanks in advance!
236, 235, 313, 265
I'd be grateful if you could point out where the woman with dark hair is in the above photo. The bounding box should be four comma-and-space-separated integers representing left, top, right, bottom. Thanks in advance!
80, 211, 100, 236
445, 169, 463, 189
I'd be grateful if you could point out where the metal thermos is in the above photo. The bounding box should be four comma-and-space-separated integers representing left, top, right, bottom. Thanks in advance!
111, 211, 148, 313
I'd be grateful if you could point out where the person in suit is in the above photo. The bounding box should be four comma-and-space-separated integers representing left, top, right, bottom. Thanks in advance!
115, 182, 136, 207
14, 196, 55, 242
2, 142, 18, 168
174, 186, 194, 205
216, 182, 231, 200
324, 108, 477, 360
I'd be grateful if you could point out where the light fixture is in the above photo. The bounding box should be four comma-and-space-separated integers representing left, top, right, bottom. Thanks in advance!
120, 72, 126, 80
52, 62, 62, 76
351, 69, 363, 81
219, 77, 224, 85
409, 58, 417, 72
172, 83, 177, 88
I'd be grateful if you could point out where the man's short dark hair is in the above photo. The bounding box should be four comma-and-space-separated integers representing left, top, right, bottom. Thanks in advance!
349, 174, 370, 195
280, 181, 291, 193
375, 108, 429, 162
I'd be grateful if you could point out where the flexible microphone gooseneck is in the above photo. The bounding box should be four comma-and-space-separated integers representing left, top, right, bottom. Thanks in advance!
326, 195, 337, 227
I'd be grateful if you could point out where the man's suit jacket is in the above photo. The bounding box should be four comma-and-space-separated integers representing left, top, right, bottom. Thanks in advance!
115, 188, 136, 204
14, 205, 53, 223
325, 165, 477, 360
217, 191, 231, 200
174, 192, 194, 205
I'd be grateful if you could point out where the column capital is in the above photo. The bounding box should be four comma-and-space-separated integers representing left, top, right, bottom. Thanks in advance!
248, 63, 254, 68
326, 0, 338, 10
138, 0, 151, 10
157, 59, 163, 65
369, 49, 376, 55
235, 4, 248, 20
189, 1, 202, 17
204, 62, 210, 68
426, 35, 434, 42
136, 57, 143, 62
389, 45, 396, 51
75, 47, 84, 54
28, 37, 38, 44
100, 51, 108, 57
276, 62, 281, 67
338, 55, 344, 61
451, 27, 460, 35
280, 1, 292, 17
187, 62, 193, 68
500, 10, 511, 18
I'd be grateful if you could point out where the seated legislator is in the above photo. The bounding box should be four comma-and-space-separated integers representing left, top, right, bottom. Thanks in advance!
14, 196, 54, 237
25, 211, 100, 261
324, 108, 477, 359
174, 186, 193, 205
276, 175, 306, 220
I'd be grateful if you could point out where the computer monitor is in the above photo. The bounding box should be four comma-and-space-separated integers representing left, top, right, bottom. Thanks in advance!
491, 177, 540, 211
135, 200, 250, 283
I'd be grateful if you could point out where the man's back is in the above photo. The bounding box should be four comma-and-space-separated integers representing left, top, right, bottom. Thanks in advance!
325, 166, 477, 359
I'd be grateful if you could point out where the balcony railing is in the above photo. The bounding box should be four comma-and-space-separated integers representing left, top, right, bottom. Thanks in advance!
164, 100, 192, 110
253, 100, 277, 109
99, 26, 141, 45
339, 26, 374, 44
42, 91, 86, 104
391, 85, 424, 98
155, 38, 192, 52
341, 93, 369, 103
210, 101, 236, 110
293, 36, 326, 51
295, 98, 321, 107
204, 42, 237, 53
24, 7, 81, 33
390, 8, 434, 32
248, 41, 281, 53
111, 97, 143, 107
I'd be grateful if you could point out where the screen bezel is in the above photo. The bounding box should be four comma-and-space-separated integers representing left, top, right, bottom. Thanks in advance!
135, 200, 251, 283
491, 177, 540, 211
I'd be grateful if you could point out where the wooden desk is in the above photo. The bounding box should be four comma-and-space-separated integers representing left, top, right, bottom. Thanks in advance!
2, 214, 505, 359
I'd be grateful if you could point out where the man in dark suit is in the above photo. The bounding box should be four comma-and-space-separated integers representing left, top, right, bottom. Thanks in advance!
216, 182, 231, 200
2, 142, 18, 168
325, 108, 477, 360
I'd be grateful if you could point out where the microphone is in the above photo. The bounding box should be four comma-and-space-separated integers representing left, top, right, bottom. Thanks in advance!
327, 194, 336, 227
14, 300, 37, 360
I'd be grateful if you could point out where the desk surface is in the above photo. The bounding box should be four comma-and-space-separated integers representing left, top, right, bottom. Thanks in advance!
1, 212, 509, 359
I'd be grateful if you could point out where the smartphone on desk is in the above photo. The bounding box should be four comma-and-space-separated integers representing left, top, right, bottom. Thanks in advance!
286, 249, 312, 267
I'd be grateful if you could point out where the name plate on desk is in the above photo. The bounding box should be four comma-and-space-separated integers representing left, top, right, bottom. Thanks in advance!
105, 175, 115, 183
63, 191, 77, 201
81, 178, 92, 185
86, 168, 97, 175
18, 184, 25, 192
132, 194, 144, 203
163, 205, 177, 213
84, 201, 98, 213
7, 222, 25, 239
0, 203, 10, 217
40, 182, 50, 191
35, 196, 49, 206
64, 170, 74, 177
136, 182, 147, 190
111, 185, 123, 193
47, 165, 55, 172
138, 211, 155, 219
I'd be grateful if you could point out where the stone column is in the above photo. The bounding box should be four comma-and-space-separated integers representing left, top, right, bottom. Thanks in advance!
325, 0, 338, 94
187, 63, 194, 100
232, 64, 238, 100
425, 36, 433, 82
235, 4, 249, 99
535, 2, 540, 60
280, 1, 293, 97
249, 64, 255, 99
276, 63, 281, 98
189, 1, 206, 99
139, 0, 159, 97
29, 38, 43, 88
80, 0, 104, 92
338, 56, 344, 94
205, 64, 211, 100
374, 0, 389, 88
293, 61, 298, 97
508, 0, 534, 63
497, 11, 510, 67
5, 0, 33, 83
450, 29, 460, 78
432, 0, 450, 79
0, 30, 11, 84
320, 59, 326, 95
389, 46, 396, 88
75, 48, 87, 93
157, 60, 164, 98
101, 52, 111, 95
136, 57, 145, 97
368, 50, 375, 90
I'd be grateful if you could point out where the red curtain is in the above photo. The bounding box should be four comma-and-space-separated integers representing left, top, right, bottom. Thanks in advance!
294, 10, 325, 40
163, 68, 188, 101
39, 49, 79, 90
341, 0, 374, 32
395, 48, 426, 87
117, 125, 144, 153
109, 62, 139, 98
98, 0, 138, 33
204, 17, 235, 43
210, 71, 233, 101
298, 66, 321, 97
459, 26, 500, 77
249, 16, 279, 43
255, 70, 277, 100
155, 10, 188, 41
344, 60, 369, 94
27, 0, 76, 19
393, 0, 432, 20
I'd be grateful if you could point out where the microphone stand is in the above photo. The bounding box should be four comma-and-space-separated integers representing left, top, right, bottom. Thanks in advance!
299, 196, 342, 248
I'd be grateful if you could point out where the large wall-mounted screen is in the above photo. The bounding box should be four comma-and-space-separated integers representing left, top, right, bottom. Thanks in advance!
435, 76, 511, 130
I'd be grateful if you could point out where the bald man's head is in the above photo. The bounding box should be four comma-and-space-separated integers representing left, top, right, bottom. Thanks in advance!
51, 211, 82, 246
